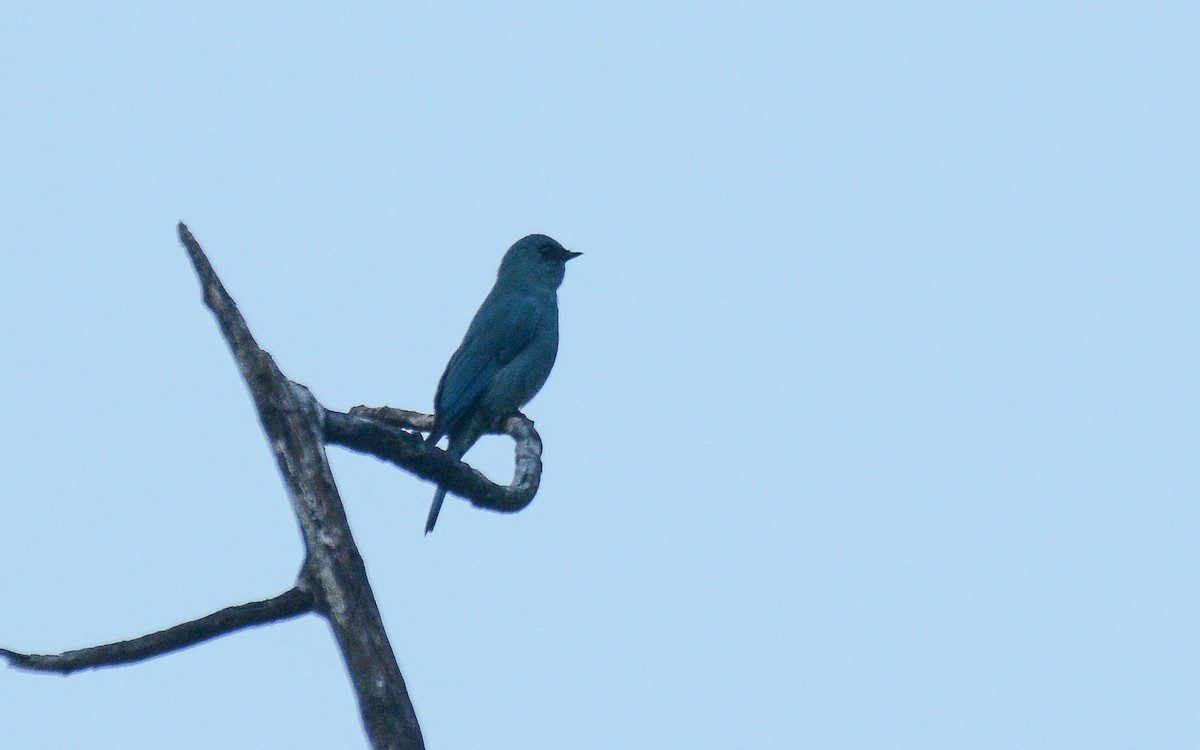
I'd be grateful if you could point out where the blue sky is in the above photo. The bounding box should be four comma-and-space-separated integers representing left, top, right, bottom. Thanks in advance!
1, 2, 1197, 748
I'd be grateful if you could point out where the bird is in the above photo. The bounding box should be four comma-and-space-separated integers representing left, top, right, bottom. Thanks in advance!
424, 234, 581, 533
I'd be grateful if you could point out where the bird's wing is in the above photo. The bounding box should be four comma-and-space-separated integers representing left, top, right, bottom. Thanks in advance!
432, 292, 546, 441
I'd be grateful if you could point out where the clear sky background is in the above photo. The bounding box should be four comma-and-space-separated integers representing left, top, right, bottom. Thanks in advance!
1, 3, 1196, 748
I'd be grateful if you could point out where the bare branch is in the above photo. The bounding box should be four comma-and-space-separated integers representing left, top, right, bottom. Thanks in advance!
176, 223, 424, 749
327, 407, 543, 514
7, 224, 565, 749
347, 406, 434, 433
0, 587, 313, 675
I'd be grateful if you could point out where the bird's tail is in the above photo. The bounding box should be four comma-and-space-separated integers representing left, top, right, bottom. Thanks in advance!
425, 485, 448, 534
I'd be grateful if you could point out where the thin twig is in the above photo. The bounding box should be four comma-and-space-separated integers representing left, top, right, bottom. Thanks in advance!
1, 587, 314, 675
327, 408, 543, 513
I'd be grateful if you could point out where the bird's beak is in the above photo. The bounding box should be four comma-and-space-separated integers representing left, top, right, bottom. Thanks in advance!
564, 250, 583, 261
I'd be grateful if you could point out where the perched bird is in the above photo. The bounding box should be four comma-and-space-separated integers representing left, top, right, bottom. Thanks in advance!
425, 234, 581, 533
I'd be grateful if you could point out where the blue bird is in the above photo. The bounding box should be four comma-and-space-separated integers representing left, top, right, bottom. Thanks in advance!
425, 234, 581, 533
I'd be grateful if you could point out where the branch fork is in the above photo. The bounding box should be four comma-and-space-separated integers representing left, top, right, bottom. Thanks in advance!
2, 223, 548, 750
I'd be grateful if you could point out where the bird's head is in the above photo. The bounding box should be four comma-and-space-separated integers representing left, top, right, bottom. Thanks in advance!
497, 234, 581, 289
